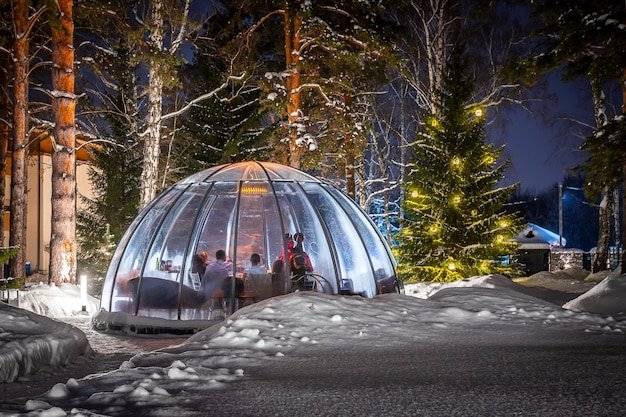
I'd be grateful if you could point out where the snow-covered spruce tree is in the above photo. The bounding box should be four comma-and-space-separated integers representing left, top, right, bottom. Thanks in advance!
396, 49, 522, 283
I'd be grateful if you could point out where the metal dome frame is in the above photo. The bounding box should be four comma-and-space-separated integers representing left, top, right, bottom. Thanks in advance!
94, 161, 401, 333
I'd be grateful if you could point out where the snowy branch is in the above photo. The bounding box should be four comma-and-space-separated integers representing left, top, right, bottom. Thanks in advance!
170, 0, 191, 54
243, 10, 286, 50
161, 73, 247, 121
19, 5, 49, 42
363, 183, 402, 208
296, 37, 320, 56
32, 86, 83, 101
23, 127, 52, 151
317, 5, 353, 20
27, 59, 52, 78
295, 83, 331, 103
75, 137, 125, 151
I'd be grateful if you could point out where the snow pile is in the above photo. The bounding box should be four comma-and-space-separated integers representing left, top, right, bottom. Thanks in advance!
0, 303, 92, 383
17, 283, 100, 317
564, 275, 626, 317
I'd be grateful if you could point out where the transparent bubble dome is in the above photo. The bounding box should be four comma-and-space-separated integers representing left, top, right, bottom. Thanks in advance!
95, 161, 400, 332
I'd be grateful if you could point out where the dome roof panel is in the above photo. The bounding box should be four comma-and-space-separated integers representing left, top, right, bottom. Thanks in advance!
179, 161, 320, 183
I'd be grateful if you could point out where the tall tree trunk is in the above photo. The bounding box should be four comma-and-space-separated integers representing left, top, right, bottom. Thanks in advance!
285, 8, 302, 169
343, 93, 356, 199
49, 0, 77, 285
384, 190, 391, 246
615, 63, 626, 274
613, 188, 620, 254
345, 153, 356, 200
0, 48, 9, 278
622, 162, 626, 273
9, 0, 30, 279
589, 76, 611, 272
355, 156, 366, 207
593, 189, 611, 272
139, 0, 164, 209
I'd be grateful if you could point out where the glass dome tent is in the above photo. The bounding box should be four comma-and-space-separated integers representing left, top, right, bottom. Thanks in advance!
94, 161, 401, 333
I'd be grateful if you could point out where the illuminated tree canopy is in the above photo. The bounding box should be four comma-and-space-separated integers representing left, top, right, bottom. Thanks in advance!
396, 47, 523, 282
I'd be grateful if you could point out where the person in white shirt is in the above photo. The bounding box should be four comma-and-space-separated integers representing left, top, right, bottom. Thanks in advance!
245, 253, 267, 274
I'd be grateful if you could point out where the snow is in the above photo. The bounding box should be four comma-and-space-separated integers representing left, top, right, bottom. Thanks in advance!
49, 90, 77, 100
15, 283, 100, 318
0, 304, 92, 385
0, 271, 625, 415
563, 274, 626, 316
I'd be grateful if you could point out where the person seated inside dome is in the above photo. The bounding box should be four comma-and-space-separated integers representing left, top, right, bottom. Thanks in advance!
245, 253, 266, 274
197, 249, 245, 312
271, 258, 285, 296
198, 250, 231, 303
290, 232, 313, 290
292, 233, 313, 269
279, 233, 295, 262
188, 253, 207, 291
191, 253, 207, 277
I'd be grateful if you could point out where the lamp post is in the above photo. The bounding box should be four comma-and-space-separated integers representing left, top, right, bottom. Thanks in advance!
80, 274, 87, 312
559, 184, 586, 248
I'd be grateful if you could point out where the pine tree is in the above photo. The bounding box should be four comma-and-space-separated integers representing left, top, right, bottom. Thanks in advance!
77, 136, 142, 277
49, 0, 78, 285
396, 48, 522, 283
77, 42, 142, 277
178, 15, 273, 174
0, 8, 11, 278
7, 0, 33, 280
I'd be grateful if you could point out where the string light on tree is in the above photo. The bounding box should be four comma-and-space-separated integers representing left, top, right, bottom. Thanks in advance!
396, 46, 523, 282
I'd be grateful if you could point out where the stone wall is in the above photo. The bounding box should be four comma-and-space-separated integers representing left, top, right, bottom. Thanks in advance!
549, 249, 584, 272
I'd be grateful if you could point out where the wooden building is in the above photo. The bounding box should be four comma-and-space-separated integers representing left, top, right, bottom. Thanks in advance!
4, 136, 95, 274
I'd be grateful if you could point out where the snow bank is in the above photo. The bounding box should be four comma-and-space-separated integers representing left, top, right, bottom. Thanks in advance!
563, 275, 626, 317
17, 283, 100, 317
0, 303, 92, 383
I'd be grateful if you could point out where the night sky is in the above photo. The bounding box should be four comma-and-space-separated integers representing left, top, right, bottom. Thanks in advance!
492, 72, 596, 194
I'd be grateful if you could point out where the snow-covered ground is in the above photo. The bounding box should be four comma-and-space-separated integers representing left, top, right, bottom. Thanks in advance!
1, 270, 625, 416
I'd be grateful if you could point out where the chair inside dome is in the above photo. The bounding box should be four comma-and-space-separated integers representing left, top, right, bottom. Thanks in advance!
96, 161, 400, 330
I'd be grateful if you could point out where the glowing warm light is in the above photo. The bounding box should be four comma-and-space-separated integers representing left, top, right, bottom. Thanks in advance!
411, 190, 419, 198
80, 275, 87, 312
241, 183, 269, 194
447, 263, 456, 271
475, 108, 483, 117
500, 220, 508, 228
452, 157, 461, 166
452, 195, 461, 204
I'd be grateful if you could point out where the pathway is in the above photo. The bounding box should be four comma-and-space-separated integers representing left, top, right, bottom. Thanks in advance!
0, 315, 186, 401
